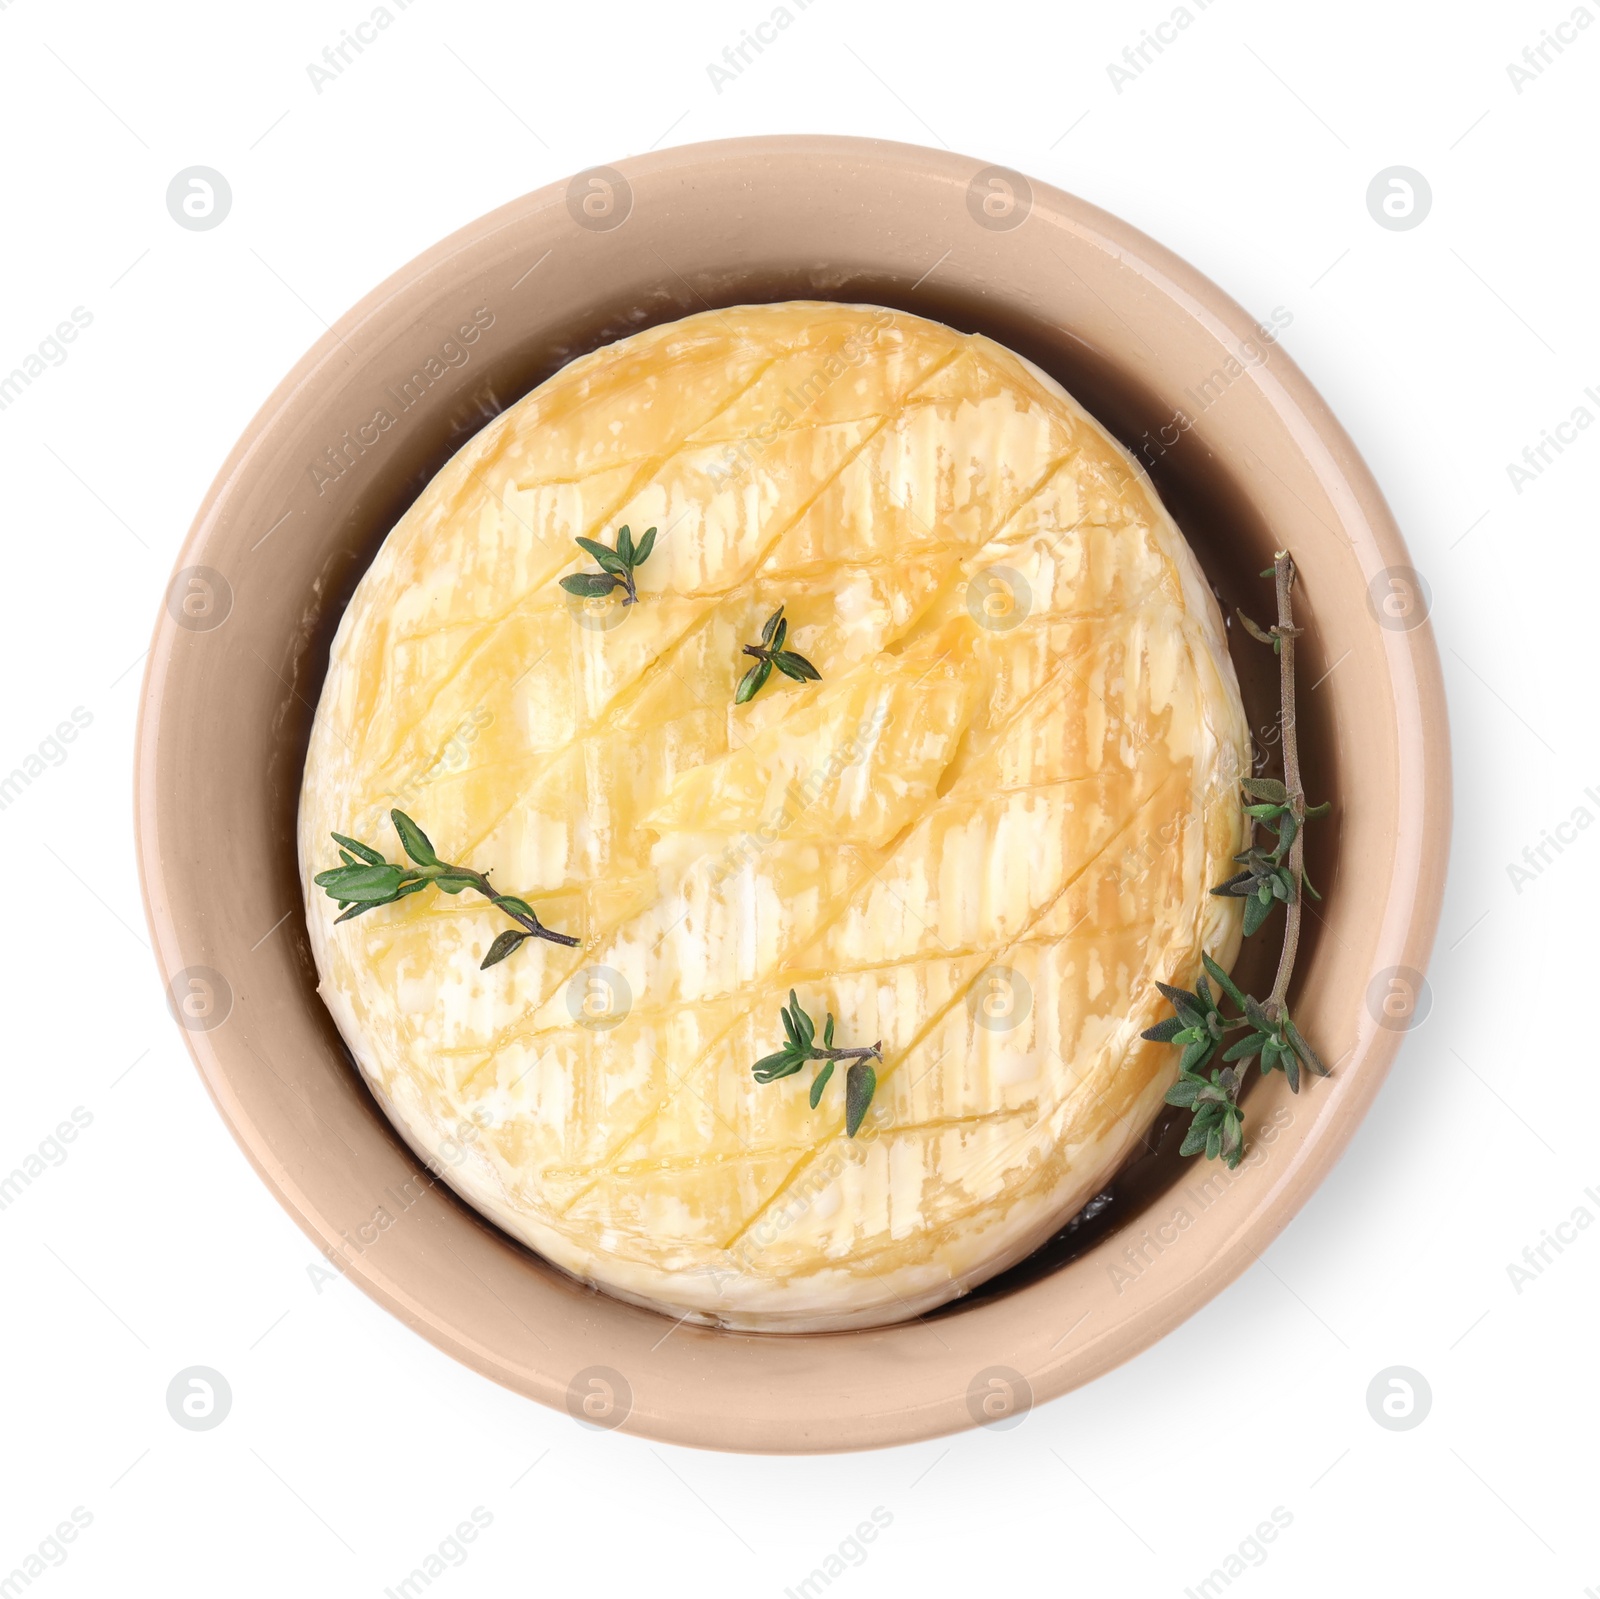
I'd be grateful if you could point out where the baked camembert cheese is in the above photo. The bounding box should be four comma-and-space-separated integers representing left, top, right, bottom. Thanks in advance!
299, 301, 1248, 1332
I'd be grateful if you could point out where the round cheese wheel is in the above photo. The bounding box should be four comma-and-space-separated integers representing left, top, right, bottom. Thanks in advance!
299, 302, 1248, 1331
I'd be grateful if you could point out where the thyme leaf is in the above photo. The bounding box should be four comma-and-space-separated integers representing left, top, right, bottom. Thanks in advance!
751, 990, 881, 1136
558, 524, 657, 606
315, 809, 580, 967
735, 606, 822, 703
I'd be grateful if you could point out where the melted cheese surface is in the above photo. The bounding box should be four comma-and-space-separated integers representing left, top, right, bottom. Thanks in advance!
299, 302, 1248, 1330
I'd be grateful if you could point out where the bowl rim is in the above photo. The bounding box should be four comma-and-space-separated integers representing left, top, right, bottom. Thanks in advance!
135, 133, 1451, 1453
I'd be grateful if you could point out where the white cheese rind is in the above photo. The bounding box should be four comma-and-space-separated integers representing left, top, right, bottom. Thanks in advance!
299, 302, 1248, 1331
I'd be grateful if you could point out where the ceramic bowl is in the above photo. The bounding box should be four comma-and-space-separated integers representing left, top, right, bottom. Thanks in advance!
135, 134, 1449, 1452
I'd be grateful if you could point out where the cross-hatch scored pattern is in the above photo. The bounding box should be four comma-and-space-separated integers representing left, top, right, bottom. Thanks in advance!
300, 302, 1249, 1331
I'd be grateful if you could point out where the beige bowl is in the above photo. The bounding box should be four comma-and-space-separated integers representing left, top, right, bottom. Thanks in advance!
135, 135, 1449, 1453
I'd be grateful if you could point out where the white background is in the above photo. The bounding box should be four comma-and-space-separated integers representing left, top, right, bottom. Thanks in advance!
0, 0, 1593, 1593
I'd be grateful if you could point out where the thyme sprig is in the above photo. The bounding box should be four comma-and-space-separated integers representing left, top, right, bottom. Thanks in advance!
558, 524, 656, 605
314, 808, 579, 968
1211, 775, 1331, 935
752, 990, 881, 1136
736, 606, 821, 704
1143, 551, 1332, 1168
